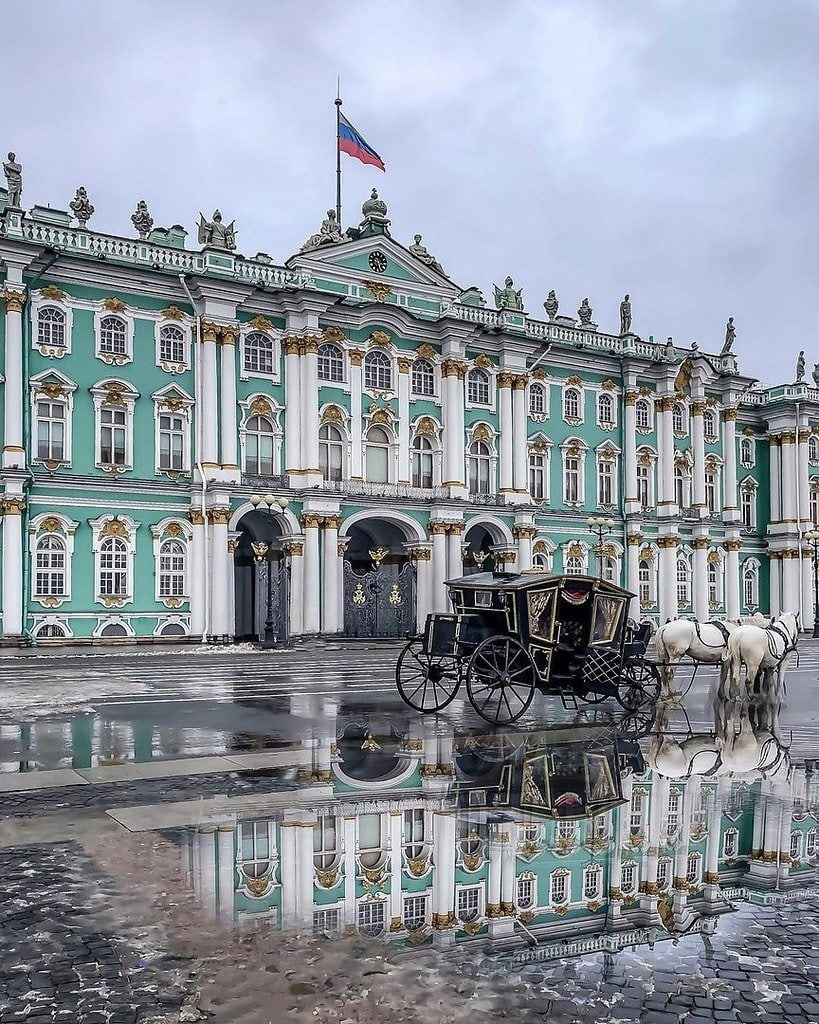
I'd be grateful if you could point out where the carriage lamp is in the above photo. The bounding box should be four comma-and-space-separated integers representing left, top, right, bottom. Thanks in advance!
587, 517, 615, 578
250, 493, 291, 649
807, 528, 819, 638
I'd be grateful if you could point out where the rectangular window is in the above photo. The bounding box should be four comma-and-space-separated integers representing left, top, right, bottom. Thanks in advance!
666, 791, 680, 838
36, 400, 65, 461
403, 895, 427, 931
159, 413, 185, 471
313, 908, 340, 935
583, 867, 601, 899
529, 453, 547, 501
705, 472, 718, 513
517, 876, 535, 909
564, 457, 580, 503
598, 460, 614, 505
550, 872, 568, 905
636, 464, 650, 508
657, 859, 670, 891
357, 901, 385, 937
723, 830, 738, 859
100, 406, 127, 465
621, 864, 636, 894
630, 792, 643, 834
686, 854, 700, 884
457, 886, 481, 922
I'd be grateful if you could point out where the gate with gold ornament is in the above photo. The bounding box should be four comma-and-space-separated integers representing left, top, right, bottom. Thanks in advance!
342, 553, 416, 638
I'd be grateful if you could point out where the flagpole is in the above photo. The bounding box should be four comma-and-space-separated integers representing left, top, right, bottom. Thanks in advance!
335, 78, 342, 226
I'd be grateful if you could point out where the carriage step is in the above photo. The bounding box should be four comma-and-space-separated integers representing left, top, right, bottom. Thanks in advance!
559, 688, 580, 710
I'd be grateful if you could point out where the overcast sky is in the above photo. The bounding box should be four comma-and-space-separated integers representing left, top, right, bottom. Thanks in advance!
3, 0, 817, 384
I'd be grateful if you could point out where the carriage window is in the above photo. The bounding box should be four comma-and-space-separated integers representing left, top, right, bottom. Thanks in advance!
590, 595, 622, 644
585, 754, 617, 802
474, 590, 493, 608
527, 590, 554, 640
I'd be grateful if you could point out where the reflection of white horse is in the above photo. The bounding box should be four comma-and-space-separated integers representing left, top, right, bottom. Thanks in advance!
654, 614, 768, 692
722, 612, 799, 705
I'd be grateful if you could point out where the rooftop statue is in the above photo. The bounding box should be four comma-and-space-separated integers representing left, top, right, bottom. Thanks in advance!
69, 186, 95, 227
543, 289, 558, 320
130, 199, 154, 239
619, 293, 631, 335
796, 350, 806, 383
409, 233, 445, 276
3, 151, 22, 207
577, 297, 593, 325
720, 316, 736, 355
300, 209, 345, 252
197, 209, 236, 251
493, 276, 523, 311
813, 363, 819, 388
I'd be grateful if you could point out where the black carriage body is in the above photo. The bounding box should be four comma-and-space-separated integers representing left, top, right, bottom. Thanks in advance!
439, 572, 634, 697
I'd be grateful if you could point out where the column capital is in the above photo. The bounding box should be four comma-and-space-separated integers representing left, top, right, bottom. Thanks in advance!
348, 347, 365, 367
220, 324, 238, 345
624, 390, 639, 407
657, 536, 680, 549
445, 521, 465, 535
720, 407, 738, 422
283, 336, 301, 356
428, 520, 449, 535
301, 513, 323, 530
2, 288, 26, 314
207, 506, 232, 525
0, 497, 26, 515
397, 356, 413, 374
691, 537, 709, 550
512, 524, 537, 539
322, 514, 341, 530
301, 335, 320, 355
781, 431, 797, 445
441, 358, 467, 380
690, 400, 707, 416
512, 373, 528, 390
626, 532, 643, 546
283, 539, 304, 556
188, 508, 206, 526
498, 372, 515, 389
200, 321, 221, 343
723, 539, 743, 552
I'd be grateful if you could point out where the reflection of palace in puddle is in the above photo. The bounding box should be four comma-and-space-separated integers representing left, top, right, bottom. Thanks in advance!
107, 697, 819, 960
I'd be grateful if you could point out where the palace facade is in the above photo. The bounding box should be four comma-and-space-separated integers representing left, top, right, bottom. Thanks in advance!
0, 170, 817, 644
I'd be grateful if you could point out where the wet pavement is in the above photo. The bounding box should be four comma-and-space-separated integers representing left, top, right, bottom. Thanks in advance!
1, 642, 819, 1022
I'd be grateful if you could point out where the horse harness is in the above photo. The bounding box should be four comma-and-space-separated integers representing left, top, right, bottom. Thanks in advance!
765, 622, 797, 664
690, 619, 731, 648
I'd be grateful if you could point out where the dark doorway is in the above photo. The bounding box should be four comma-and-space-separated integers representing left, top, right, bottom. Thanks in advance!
342, 519, 416, 638
234, 510, 289, 642
463, 524, 497, 575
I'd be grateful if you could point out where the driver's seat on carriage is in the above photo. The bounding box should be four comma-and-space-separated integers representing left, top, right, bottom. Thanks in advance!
623, 621, 652, 661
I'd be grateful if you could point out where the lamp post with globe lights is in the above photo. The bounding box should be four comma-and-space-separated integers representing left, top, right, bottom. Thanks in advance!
586, 516, 615, 579
250, 493, 290, 648
807, 528, 819, 638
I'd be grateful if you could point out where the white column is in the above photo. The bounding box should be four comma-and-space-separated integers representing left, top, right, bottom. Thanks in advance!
692, 539, 709, 621
657, 397, 677, 516
781, 433, 797, 523
500, 828, 517, 914
769, 436, 781, 523
321, 515, 340, 633
279, 822, 298, 929
2, 289, 25, 469
626, 533, 641, 620
219, 328, 239, 470
442, 361, 465, 487
430, 523, 448, 611
725, 540, 740, 619
769, 554, 782, 617
397, 359, 411, 483
287, 540, 305, 636
515, 526, 533, 572
624, 391, 638, 507
337, 537, 349, 636
301, 338, 320, 479
801, 548, 813, 629
798, 428, 810, 527
432, 811, 456, 931
343, 815, 357, 933
487, 830, 503, 916
208, 508, 231, 640
302, 514, 321, 633
782, 550, 800, 614
691, 400, 706, 515
217, 826, 235, 921
196, 827, 218, 917
512, 376, 528, 494
446, 523, 464, 580
350, 352, 364, 480
658, 540, 678, 623
498, 375, 514, 495
201, 324, 219, 467
389, 812, 403, 931
411, 547, 433, 628
296, 824, 314, 929
722, 408, 739, 519
284, 338, 302, 476
1, 500, 24, 636
189, 513, 207, 637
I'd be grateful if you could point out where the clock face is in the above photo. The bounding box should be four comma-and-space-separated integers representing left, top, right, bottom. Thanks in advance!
368, 251, 388, 273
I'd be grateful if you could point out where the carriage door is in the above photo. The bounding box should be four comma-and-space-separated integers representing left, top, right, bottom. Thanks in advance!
342, 521, 416, 638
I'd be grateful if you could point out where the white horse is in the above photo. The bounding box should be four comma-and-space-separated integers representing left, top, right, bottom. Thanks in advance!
722, 611, 799, 706
655, 614, 768, 693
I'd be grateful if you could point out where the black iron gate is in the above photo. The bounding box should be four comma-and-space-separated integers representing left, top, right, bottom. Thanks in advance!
343, 560, 416, 638
254, 559, 290, 642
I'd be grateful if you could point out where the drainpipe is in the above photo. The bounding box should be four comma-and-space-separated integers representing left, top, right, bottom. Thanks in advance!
795, 400, 803, 628
19, 249, 60, 646
179, 274, 210, 643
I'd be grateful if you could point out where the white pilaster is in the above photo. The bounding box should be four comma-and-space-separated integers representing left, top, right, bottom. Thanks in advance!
801, 549, 814, 629
284, 338, 302, 478
189, 513, 207, 637
217, 826, 236, 921
442, 361, 465, 488
658, 540, 678, 623
626, 532, 641, 620
691, 399, 707, 516
196, 826, 218, 917
279, 822, 298, 929
408, 546, 433, 629
624, 389, 638, 512
446, 523, 464, 580
514, 525, 534, 572
287, 540, 305, 636
301, 337, 320, 484
208, 508, 232, 640
389, 812, 403, 930
657, 397, 677, 517
769, 436, 781, 524
430, 523, 448, 611
350, 352, 364, 480
782, 551, 800, 615
321, 515, 340, 633
498, 375, 514, 496
2, 289, 25, 469
512, 376, 528, 494
397, 359, 411, 483
201, 324, 219, 468
781, 433, 797, 523
692, 539, 708, 621
302, 514, 321, 633
219, 329, 239, 471
1, 500, 24, 636
798, 427, 810, 527
769, 554, 782, 617
722, 408, 739, 520
725, 539, 741, 619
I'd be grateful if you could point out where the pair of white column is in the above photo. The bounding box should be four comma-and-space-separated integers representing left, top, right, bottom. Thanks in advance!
658, 542, 678, 623
442, 362, 465, 487
657, 398, 677, 516
199, 323, 239, 470
2, 290, 26, 637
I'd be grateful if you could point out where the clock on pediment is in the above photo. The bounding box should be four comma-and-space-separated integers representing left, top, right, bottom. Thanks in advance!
368, 250, 388, 274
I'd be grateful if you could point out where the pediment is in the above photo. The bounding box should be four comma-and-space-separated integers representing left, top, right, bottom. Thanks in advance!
286, 234, 459, 295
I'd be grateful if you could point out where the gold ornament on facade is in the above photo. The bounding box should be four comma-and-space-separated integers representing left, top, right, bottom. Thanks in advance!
248, 314, 273, 332
428, 520, 448, 535
520, 839, 540, 858
283, 336, 301, 356
322, 326, 346, 343
407, 929, 428, 945
601, 379, 616, 391
300, 513, 323, 529
321, 404, 344, 424
100, 518, 129, 539
533, 540, 549, 555
586, 900, 601, 912
431, 911, 457, 930
369, 546, 388, 565
389, 916, 403, 933
251, 541, 269, 561
441, 358, 466, 380
691, 537, 709, 551
690, 400, 707, 416
102, 297, 127, 313
416, 343, 437, 360
39, 516, 63, 533
567, 541, 585, 560
724, 539, 743, 552
163, 597, 182, 609
348, 347, 365, 366
388, 583, 402, 606
721, 407, 737, 422
531, 367, 546, 381
707, 549, 723, 564
461, 851, 482, 872
369, 329, 392, 348
315, 867, 339, 889
552, 904, 569, 917
624, 390, 638, 407
160, 397, 185, 413
473, 353, 493, 370
207, 507, 231, 525
363, 281, 393, 302
40, 284, 67, 302
300, 335, 319, 355
188, 509, 206, 526
352, 583, 366, 604
414, 416, 436, 436
363, 866, 386, 885
370, 408, 391, 425
161, 305, 184, 321
163, 523, 184, 538
100, 597, 126, 608
221, 325, 238, 346
513, 373, 528, 390
249, 396, 273, 418
463, 920, 483, 935
498, 372, 515, 389
200, 321, 220, 344
397, 356, 413, 374
245, 877, 270, 897
406, 855, 428, 878
283, 540, 304, 556
566, 374, 583, 386
38, 381, 67, 399
472, 423, 490, 441
227, 538, 240, 553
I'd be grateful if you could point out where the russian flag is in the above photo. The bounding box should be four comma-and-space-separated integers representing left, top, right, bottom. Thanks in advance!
338, 112, 385, 171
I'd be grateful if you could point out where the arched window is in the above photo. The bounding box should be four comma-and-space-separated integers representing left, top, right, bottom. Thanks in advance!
239, 821, 271, 881
674, 463, 690, 509
99, 315, 127, 355
743, 561, 759, 608
723, 828, 739, 859
244, 332, 274, 374
740, 437, 754, 466
549, 871, 569, 906
601, 555, 617, 583
635, 399, 650, 430
583, 865, 602, 900
807, 828, 818, 858
685, 852, 701, 884
317, 343, 344, 382
411, 434, 434, 489
672, 403, 686, 434
159, 324, 185, 364
741, 484, 756, 529
529, 449, 547, 501
358, 813, 383, 870
467, 438, 492, 495
34, 535, 66, 598
565, 554, 585, 575
532, 549, 551, 571
467, 368, 490, 405
811, 483, 819, 526
365, 425, 391, 483
98, 537, 128, 597
708, 560, 721, 608
36, 622, 67, 639
158, 539, 186, 598
159, 621, 186, 637
657, 858, 672, 892
676, 557, 691, 606
705, 466, 719, 513
37, 307, 66, 348
364, 350, 392, 391
621, 863, 637, 895
564, 450, 583, 503
638, 557, 653, 606
564, 387, 581, 420
810, 435, 819, 463
319, 423, 344, 482
597, 392, 614, 426
411, 358, 435, 396
313, 817, 337, 871
529, 382, 547, 416
244, 415, 275, 476
703, 408, 718, 440
517, 874, 535, 910
99, 621, 128, 638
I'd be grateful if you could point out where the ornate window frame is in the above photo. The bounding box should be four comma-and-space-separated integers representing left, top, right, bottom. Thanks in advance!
739, 435, 756, 468
93, 615, 136, 640
363, 419, 397, 485
155, 308, 193, 374
561, 437, 587, 507
742, 557, 760, 611
528, 436, 552, 503
152, 385, 194, 476
317, 340, 347, 385
94, 305, 134, 366
90, 514, 140, 608
595, 441, 620, 509
31, 286, 72, 358
150, 518, 192, 607
548, 867, 571, 909
239, 394, 284, 478
319, 405, 349, 482
29, 512, 79, 608
707, 549, 724, 611
563, 539, 589, 576
32, 616, 73, 641
466, 366, 493, 409
638, 545, 658, 609
635, 446, 656, 509
635, 396, 653, 432
704, 455, 723, 515
532, 537, 555, 572
562, 381, 584, 425
30, 370, 77, 469
740, 477, 758, 530
516, 871, 537, 912
363, 347, 395, 395
91, 379, 139, 475
596, 384, 618, 429
676, 550, 693, 609
455, 882, 484, 924
410, 356, 438, 399
703, 406, 719, 442
672, 401, 688, 437
528, 378, 550, 421
240, 322, 281, 382
410, 415, 442, 489
238, 819, 280, 898
466, 422, 497, 497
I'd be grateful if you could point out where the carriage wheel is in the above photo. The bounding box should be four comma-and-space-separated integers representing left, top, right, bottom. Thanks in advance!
618, 701, 657, 738
396, 638, 462, 713
466, 636, 536, 726
617, 659, 662, 712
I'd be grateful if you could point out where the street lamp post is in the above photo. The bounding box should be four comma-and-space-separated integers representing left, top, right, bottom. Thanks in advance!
807, 528, 819, 638
586, 516, 614, 579
250, 493, 290, 649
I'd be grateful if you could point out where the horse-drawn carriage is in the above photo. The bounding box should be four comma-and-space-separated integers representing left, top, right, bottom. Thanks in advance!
396, 571, 661, 726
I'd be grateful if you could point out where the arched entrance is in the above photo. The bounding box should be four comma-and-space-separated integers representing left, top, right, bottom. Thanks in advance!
234, 509, 290, 642
463, 524, 497, 575
342, 518, 416, 638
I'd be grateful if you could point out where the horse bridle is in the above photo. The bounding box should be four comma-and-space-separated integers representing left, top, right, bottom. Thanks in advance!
766, 621, 797, 663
